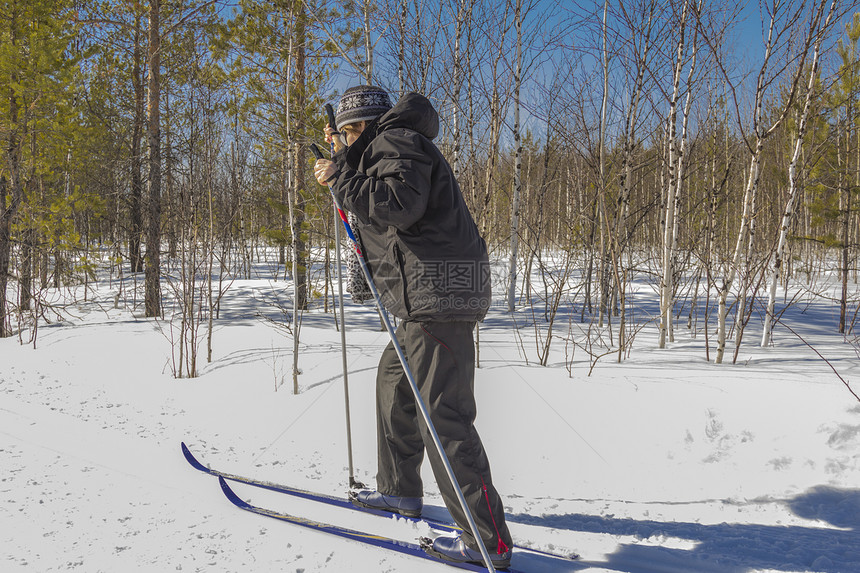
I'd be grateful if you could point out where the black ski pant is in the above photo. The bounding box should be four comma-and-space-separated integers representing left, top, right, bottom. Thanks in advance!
375, 319, 512, 555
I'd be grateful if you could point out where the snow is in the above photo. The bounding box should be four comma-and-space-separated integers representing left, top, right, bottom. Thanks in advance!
2, 261, 859, 573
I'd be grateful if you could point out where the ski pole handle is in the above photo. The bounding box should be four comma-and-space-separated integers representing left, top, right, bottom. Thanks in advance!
325, 104, 339, 155
325, 104, 338, 133
312, 141, 356, 244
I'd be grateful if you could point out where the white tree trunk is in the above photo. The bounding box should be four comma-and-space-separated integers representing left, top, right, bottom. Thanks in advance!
451, 0, 470, 181
364, 0, 373, 83
398, 0, 406, 95
617, 1, 655, 255
715, 0, 825, 362
715, 2, 777, 364
597, 0, 610, 327
762, 0, 835, 346
716, 151, 760, 363
506, 0, 523, 313
659, 0, 688, 348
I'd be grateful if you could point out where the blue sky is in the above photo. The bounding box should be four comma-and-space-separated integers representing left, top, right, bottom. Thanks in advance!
289, 0, 859, 147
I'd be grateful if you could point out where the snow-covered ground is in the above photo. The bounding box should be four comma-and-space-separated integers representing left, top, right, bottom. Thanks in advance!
2, 260, 859, 573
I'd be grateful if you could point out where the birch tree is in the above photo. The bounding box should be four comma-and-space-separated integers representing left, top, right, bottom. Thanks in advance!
712, 0, 821, 363
597, 0, 610, 326
616, 0, 657, 262
473, 1, 513, 240
506, 0, 523, 313
309, 0, 382, 84
613, 0, 658, 356
446, 0, 475, 180
659, 0, 698, 348
762, 0, 836, 346
398, 0, 406, 94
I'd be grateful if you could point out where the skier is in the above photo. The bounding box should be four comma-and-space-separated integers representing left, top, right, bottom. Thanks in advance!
313, 85, 513, 569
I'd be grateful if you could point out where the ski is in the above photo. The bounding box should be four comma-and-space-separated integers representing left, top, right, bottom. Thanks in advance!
181, 442, 579, 561
218, 476, 523, 572
181, 442, 386, 519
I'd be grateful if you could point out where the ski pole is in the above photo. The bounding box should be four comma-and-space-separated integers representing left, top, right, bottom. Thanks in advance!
333, 202, 364, 489
317, 118, 364, 489
310, 144, 497, 573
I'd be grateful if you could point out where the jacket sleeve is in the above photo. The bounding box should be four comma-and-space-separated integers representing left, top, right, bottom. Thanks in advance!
330, 131, 432, 232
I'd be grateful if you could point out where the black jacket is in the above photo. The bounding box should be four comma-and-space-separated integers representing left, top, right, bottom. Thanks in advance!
329, 92, 491, 322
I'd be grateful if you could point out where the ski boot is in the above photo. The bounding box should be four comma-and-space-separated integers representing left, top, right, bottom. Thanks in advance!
421, 534, 512, 570
349, 489, 423, 518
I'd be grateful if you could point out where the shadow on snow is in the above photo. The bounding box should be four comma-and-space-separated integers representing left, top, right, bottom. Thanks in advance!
505, 486, 860, 573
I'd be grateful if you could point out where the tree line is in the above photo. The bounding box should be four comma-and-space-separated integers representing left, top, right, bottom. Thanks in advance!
2, 0, 860, 373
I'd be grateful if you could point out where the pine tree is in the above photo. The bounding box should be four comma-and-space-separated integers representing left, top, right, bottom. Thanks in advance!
0, 0, 86, 336
805, 12, 860, 334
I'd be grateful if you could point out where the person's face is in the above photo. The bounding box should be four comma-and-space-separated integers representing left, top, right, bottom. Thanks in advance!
342, 121, 366, 146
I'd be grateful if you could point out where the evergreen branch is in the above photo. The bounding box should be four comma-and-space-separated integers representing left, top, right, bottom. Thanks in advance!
299, 0, 364, 77
74, 17, 135, 32
166, 0, 221, 35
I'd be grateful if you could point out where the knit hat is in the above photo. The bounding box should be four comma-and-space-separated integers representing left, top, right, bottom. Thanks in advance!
335, 85, 392, 130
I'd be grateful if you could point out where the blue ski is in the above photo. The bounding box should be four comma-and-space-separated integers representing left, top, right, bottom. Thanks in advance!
182, 442, 579, 562
218, 476, 520, 572
181, 442, 396, 520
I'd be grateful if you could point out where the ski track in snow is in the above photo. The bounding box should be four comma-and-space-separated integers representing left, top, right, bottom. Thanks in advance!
2, 273, 860, 573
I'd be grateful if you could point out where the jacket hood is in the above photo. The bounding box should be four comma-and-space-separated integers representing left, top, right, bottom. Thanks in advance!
377, 92, 439, 140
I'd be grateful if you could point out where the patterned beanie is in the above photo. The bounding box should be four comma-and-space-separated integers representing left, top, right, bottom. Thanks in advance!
335, 85, 392, 131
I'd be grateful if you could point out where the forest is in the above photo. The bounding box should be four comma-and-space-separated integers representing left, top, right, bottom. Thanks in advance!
2, 0, 860, 378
